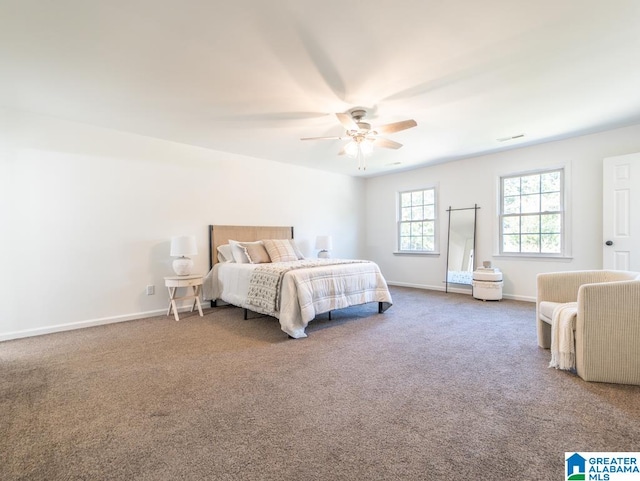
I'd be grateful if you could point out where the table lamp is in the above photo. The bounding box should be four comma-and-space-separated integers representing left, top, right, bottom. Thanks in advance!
315, 235, 333, 259
170, 235, 197, 275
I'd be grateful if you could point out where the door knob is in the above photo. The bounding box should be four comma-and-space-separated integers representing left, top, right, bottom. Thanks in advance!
605, 240, 614, 246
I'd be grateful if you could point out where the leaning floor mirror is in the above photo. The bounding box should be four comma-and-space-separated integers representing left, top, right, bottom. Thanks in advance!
445, 205, 479, 293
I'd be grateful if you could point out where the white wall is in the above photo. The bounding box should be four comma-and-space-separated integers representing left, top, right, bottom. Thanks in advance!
0, 109, 365, 340
364, 123, 640, 300
4, 108, 640, 340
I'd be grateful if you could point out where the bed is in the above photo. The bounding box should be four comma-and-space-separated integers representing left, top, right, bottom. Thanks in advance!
202, 225, 393, 338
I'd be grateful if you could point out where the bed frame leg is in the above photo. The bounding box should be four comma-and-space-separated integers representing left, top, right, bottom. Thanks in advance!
379, 302, 391, 313
244, 308, 248, 320
211, 300, 217, 308
328, 311, 332, 320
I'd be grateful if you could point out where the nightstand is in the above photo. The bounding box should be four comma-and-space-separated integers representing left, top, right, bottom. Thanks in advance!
164, 274, 204, 321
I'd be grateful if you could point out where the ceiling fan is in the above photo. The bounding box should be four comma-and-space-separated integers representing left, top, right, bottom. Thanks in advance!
301, 109, 417, 170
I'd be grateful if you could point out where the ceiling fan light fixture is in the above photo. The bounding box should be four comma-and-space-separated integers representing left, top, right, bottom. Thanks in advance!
344, 138, 373, 170
345, 140, 359, 157
345, 138, 373, 158
360, 139, 373, 155
302, 108, 417, 171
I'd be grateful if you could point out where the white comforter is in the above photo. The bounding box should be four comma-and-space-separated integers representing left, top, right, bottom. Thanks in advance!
203, 259, 393, 338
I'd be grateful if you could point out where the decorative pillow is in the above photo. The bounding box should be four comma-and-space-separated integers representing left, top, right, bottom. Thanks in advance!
289, 239, 305, 260
263, 239, 298, 263
239, 241, 271, 264
229, 240, 251, 263
217, 244, 234, 263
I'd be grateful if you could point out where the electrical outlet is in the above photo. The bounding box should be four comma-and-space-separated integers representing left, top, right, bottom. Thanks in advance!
146, 285, 155, 295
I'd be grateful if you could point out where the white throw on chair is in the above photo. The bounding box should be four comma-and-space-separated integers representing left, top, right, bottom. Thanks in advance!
536, 270, 640, 385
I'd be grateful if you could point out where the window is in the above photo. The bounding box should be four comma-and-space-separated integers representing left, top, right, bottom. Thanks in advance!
500, 168, 564, 255
398, 188, 436, 252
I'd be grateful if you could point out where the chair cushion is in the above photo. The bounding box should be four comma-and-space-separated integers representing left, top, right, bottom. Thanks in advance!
539, 301, 563, 324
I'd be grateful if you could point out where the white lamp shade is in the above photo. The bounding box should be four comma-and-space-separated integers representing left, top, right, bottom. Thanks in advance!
344, 141, 358, 158
170, 236, 197, 275
315, 235, 333, 251
360, 139, 373, 155
345, 139, 373, 158
170, 236, 197, 257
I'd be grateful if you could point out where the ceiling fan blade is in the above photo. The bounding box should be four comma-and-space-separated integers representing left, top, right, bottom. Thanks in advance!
336, 113, 358, 131
373, 138, 403, 149
297, 28, 347, 102
375, 119, 417, 135
301, 136, 344, 141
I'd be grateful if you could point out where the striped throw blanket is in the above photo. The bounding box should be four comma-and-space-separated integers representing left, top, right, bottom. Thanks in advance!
246, 259, 366, 315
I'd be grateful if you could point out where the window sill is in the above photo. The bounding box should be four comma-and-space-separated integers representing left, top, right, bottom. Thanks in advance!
393, 251, 440, 257
493, 254, 573, 262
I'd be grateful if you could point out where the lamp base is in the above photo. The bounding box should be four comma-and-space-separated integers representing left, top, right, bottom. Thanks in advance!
318, 250, 330, 259
173, 257, 194, 276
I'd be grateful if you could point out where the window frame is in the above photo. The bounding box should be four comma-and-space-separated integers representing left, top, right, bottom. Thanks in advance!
396, 186, 439, 255
497, 166, 570, 258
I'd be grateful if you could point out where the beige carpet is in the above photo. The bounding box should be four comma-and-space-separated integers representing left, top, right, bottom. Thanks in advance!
1, 286, 639, 481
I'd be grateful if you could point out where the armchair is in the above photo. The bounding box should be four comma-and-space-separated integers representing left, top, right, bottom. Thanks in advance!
536, 270, 640, 385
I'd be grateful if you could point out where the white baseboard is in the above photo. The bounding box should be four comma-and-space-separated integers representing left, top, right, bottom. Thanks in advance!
386, 281, 535, 303
387, 281, 448, 291
387, 281, 472, 294
502, 293, 535, 302
0, 305, 209, 342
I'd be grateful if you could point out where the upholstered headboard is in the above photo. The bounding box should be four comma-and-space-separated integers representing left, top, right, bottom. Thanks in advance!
208, 225, 294, 267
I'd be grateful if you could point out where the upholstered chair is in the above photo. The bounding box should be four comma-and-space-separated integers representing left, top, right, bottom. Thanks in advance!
536, 270, 640, 385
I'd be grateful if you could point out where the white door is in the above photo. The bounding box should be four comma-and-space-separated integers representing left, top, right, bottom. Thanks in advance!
603, 152, 640, 270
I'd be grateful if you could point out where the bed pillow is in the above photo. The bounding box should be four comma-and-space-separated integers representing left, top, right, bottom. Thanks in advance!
239, 241, 271, 264
228, 240, 251, 263
263, 239, 298, 263
217, 244, 234, 263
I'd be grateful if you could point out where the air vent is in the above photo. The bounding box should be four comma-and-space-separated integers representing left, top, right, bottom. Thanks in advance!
497, 134, 525, 142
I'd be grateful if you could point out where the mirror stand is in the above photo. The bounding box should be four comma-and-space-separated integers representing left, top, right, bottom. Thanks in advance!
445, 204, 480, 293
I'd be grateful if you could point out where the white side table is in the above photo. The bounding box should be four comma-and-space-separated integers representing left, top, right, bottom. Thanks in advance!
164, 275, 204, 321
472, 268, 503, 301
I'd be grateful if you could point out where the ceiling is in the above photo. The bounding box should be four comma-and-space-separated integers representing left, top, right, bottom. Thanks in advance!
2, 0, 640, 177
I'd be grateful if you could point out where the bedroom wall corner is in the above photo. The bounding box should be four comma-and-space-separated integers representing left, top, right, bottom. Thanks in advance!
363, 122, 640, 300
